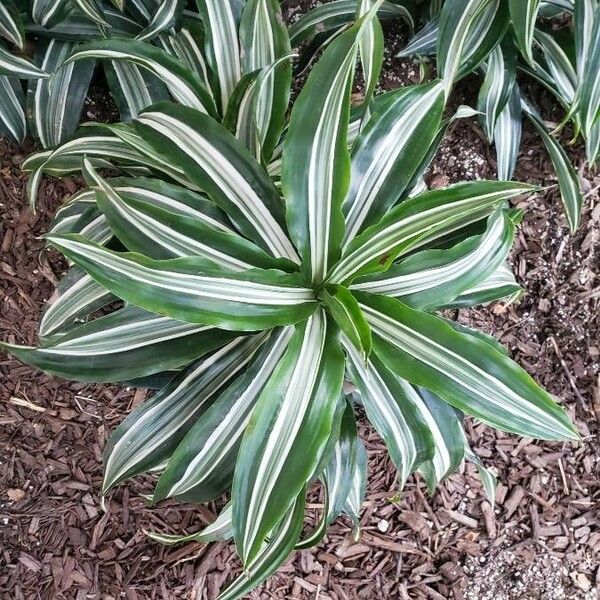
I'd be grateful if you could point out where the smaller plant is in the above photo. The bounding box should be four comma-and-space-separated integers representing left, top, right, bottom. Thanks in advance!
2, 5, 578, 600
397, 0, 600, 231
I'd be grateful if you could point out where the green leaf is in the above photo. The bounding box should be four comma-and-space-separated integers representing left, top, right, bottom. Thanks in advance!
509, 0, 541, 65
31, 0, 71, 28
523, 101, 583, 231
134, 103, 300, 262
196, 0, 242, 113
282, 19, 363, 283
27, 40, 95, 149
232, 309, 345, 565
345, 343, 434, 485
137, 0, 185, 41
2, 306, 235, 383
494, 83, 522, 181
72, 0, 111, 27
464, 443, 497, 505
217, 491, 306, 600
62, 38, 217, 116
239, 0, 292, 163
578, 7, 600, 137
350, 210, 515, 310
0, 46, 50, 79
330, 181, 533, 283
0, 75, 25, 142
342, 81, 445, 242
534, 29, 577, 104
319, 285, 372, 358
574, 0, 596, 82
102, 334, 266, 493
0, 0, 25, 49
153, 328, 293, 504
342, 439, 367, 536
356, 0, 385, 105
358, 292, 579, 441
397, 17, 438, 58
46, 234, 317, 331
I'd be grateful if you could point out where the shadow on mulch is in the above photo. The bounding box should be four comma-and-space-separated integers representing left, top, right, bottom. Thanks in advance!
1, 9, 599, 600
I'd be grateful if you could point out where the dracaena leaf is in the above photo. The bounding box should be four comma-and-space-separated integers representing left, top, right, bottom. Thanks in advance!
0, 0, 24, 49
31, 0, 71, 28
578, 8, 600, 138
0, 75, 25, 142
0, 46, 50, 79
509, 0, 542, 66
232, 309, 345, 565
494, 83, 522, 181
358, 292, 579, 441
356, 0, 385, 105
45, 234, 316, 331
137, 0, 185, 41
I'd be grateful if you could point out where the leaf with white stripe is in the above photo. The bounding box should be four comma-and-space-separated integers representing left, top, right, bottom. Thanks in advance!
523, 101, 582, 231
102, 334, 265, 493
0, 46, 50, 79
578, 9, 600, 138
3, 306, 236, 383
145, 504, 233, 545
135, 103, 298, 262
217, 492, 306, 600
587, 118, 600, 165
477, 45, 515, 142
0, 75, 25, 142
239, 0, 292, 162
0, 0, 24, 49
283, 15, 378, 283
356, 0, 384, 104
62, 39, 217, 115
49, 201, 111, 246
509, 0, 541, 66
137, 0, 185, 41
345, 341, 434, 486
27, 40, 95, 149
330, 181, 532, 284
154, 328, 293, 504
415, 387, 465, 491
232, 309, 345, 564
83, 159, 294, 271
31, 0, 71, 28
46, 234, 316, 331
196, 0, 242, 113
534, 29, 577, 105
39, 268, 115, 339
448, 262, 523, 307
463, 441, 497, 504
358, 292, 579, 441
574, 0, 596, 82
350, 210, 515, 310
494, 83, 522, 180
73, 0, 110, 27
342, 81, 445, 242
342, 438, 367, 536
397, 17, 438, 58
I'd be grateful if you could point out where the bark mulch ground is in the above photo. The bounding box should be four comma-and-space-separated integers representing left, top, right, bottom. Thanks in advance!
1, 11, 599, 600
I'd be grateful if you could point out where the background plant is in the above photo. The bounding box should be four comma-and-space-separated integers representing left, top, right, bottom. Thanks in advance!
1, 3, 579, 598
394, 0, 600, 231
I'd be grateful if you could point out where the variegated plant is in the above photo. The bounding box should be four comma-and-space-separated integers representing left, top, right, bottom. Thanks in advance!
2, 6, 579, 600
398, 0, 600, 231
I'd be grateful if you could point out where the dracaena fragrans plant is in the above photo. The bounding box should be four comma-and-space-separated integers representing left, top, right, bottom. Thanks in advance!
2, 6, 579, 600
397, 0, 600, 231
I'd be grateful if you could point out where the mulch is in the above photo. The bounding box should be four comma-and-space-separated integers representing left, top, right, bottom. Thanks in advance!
1, 8, 599, 600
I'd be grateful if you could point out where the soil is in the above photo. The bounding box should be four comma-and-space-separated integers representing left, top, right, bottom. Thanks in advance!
1, 7, 599, 600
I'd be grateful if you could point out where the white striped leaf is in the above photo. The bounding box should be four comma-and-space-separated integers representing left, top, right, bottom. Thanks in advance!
477, 45, 515, 142
523, 101, 583, 231
0, 75, 25, 142
534, 29, 577, 104
31, 0, 71, 27
578, 8, 600, 138
137, 0, 185, 41
3, 306, 235, 383
356, 0, 384, 105
587, 117, 600, 165
196, 0, 242, 113
49, 201, 111, 248
46, 234, 316, 331
39, 268, 115, 339
83, 159, 293, 271
232, 309, 345, 564
574, 0, 596, 82
358, 292, 579, 441
345, 340, 434, 486
145, 504, 233, 545
448, 262, 523, 307
341, 439, 367, 537
239, 0, 292, 162
153, 328, 293, 504
283, 12, 382, 283
0, 46, 50, 79
415, 388, 465, 491
329, 181, 532, 284
135, 104, 299, 262
509, 0, 542, 66
342, 81, 445, 243
0, 0, 24, 49
102, 334, 266, 493
217, 492, 305, 600
73, 0, 110, 27
463, 440, 497, 504
397, 18, 438, 58
350, 210, 515, 310
494, 83, 522, 180
62, 39, 217, 115
27, 40, 95, 149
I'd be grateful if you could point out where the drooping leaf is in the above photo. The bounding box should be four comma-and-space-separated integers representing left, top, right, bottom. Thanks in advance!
0, 75, 25, 142
509, 0, 542, 65
0, 0, 25, 49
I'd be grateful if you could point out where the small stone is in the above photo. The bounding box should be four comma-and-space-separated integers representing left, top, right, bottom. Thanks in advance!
377, 519, 389, 533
